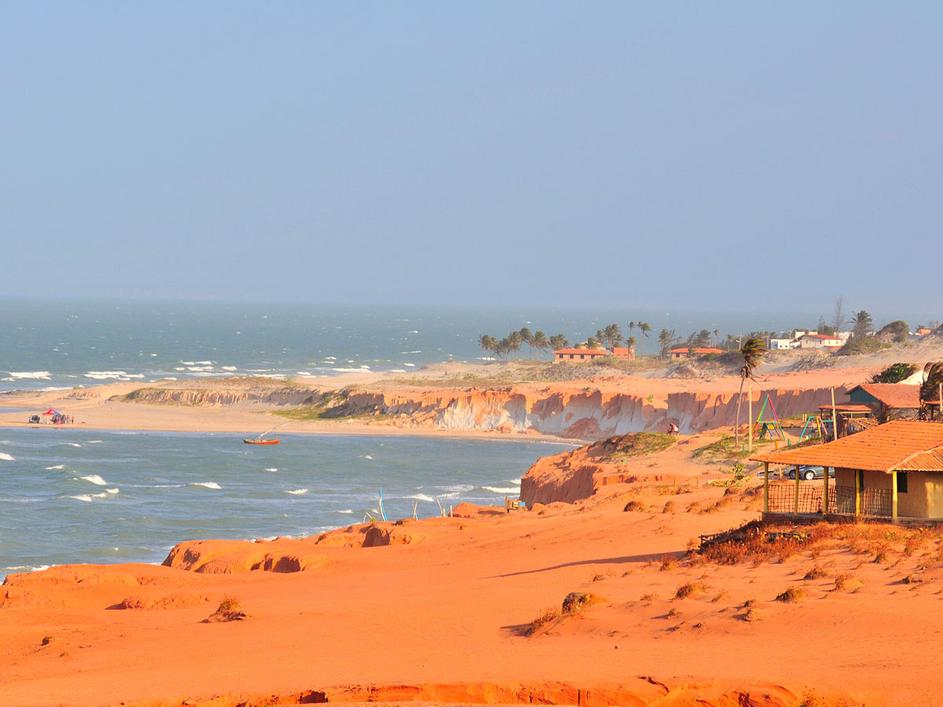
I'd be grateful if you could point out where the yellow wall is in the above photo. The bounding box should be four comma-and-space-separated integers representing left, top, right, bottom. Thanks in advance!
897, 472, 943, 519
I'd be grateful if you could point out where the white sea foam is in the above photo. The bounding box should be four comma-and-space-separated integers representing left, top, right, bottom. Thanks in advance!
86, 440, 103, 444
45, 464, 65, 470
264, 467, 278, 472
407, 493, 436, 503
221, 366, 238, 371
3, 564, 51, 573
84, 371, 145, 380
284, 488, 309, 495
507, 479, 522, 485
400, 350, 422, 354
7, 371, 51, 380
482, 486, 521, 494
404, 363, 416, 367
336, 509, 354, 514
70, 490, 116, 502
80, 474, 108, 486
67, 443, 82, 448
438, 484, 475, 494
362, 454, 374, 460
190, 481, 221, 490
181, 360, 214, 366
0, 452, 14, 462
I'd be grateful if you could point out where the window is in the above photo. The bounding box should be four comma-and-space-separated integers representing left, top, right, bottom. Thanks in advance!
897, 472, 908, 494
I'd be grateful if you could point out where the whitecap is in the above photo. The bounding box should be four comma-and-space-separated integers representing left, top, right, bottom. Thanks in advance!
7, 371, 51, 380
400, 350, 422, 355
407, 493, 436, 503
45, 464, 65, 470
0, 452, 14, 462
80, 474, 107, 486
189, 481, 221, 490
404, 363, 416, 367
69, 491, 114, 502
221, 366, 238, 371
284, 488, 309, 495
482, 486, 521, 494
362, 454, 374, 460
336, 509, 354, 514
84, 371, 145, 380
264, 467, 278, 472
66, 443, 82, 448
86, 440, 103, 444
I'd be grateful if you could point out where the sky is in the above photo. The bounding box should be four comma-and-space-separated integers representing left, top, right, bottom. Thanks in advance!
1, 2, 940, 315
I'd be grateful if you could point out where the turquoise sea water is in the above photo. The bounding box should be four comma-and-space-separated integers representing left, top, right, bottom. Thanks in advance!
0, 428, 562, 577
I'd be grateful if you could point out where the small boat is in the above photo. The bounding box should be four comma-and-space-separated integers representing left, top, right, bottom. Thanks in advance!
243, 437, 280, 445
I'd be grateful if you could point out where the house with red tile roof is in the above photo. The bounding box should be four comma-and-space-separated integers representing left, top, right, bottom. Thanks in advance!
752, 421, 943, 520
848, 383, 922, 422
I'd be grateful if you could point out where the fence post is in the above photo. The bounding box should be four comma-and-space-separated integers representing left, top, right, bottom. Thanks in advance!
855, 470, 861, 517
763, 462, 769, 513
823, 466, 830, 515
794, 465, 800, 514
892, 472, 898, 520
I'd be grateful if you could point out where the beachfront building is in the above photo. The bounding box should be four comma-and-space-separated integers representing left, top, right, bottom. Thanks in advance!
769, 338, 799, 350
668, 346, 724, 361
798, 333, 844, 350
917, 327, 933, 337
552, 345, 635, 363
753, 421, 943, 521
847, 383, 921, 422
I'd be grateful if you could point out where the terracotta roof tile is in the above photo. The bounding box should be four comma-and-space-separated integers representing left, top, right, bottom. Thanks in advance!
669, 347, 725, 355
850, 383, 922, 409
751, 421, 943, 472
553, 348, 608, 356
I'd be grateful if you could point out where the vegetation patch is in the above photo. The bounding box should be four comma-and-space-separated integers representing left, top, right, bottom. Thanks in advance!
674, 581, 709, 599
775, 586, 806, 604
589, 432, 675, 462
871, 362, 917, 384
692, 435, 770, 463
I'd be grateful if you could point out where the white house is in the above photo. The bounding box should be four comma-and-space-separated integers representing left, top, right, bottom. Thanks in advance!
770, 338, 799, 350
799, 333, 844, 349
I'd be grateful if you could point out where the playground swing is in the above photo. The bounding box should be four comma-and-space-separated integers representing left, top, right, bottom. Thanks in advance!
752, 393, 787, 446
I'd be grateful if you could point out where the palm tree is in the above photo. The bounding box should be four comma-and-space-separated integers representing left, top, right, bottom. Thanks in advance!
518, 327, 533, 357
532, 330, 549, 356
596, 323, 623, 351
657, 328, 676, 358
639, 322, 652, 338
585, 336, 601, 349
735, 336, 767, 446
626, 335, 637, 355
478, 335, 498, 358
549, 334, 569, 351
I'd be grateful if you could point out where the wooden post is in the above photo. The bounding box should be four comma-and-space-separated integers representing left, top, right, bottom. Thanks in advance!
938, 382, 942, 420
892, 472, 898, 520
831, 387, 838, 440
823, 466, 830, 516
855, 469, 861, 517
748, 382, 753, 453
794, 465, 800, 514
763, 462, 770, 513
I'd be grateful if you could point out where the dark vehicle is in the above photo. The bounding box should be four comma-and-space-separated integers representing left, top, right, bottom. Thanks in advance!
27, 414, 40, 424
783, 465, 834, 481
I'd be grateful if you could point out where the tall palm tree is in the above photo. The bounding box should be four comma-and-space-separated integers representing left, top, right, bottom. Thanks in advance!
532, 330, 549, 357
517, 327, 533, 357
478, 335, 498, 358
735, 336, 767, 446
657, 328, 676, 358
549, 334, 569, 351
639, 322, 652, 338
626, 335, 637, 355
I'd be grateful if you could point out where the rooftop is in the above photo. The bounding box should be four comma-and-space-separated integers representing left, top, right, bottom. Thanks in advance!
751, 420, 943, 473
553, 347, 608, 356
850, 383, 922, 409
669, 347, 725, 355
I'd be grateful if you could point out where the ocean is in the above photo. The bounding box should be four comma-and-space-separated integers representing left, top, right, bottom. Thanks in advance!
0, 299, 821, 394
0, 298, 834, 577
0, 428, 563, 578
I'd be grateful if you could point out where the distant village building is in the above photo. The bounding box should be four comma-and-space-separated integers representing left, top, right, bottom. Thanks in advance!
769, 338, 799, 350
917, 326, 933, 337
798, 333, 844, 350
847, 383, 922, 422
552, 345, 634, 363
754, 421, 943, 520
668, 346, 724, 361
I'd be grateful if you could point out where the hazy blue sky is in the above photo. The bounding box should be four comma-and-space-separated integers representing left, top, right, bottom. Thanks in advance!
1, 3, 940, 313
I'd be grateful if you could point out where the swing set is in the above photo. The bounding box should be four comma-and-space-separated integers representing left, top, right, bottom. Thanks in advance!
751, 393, 787, 445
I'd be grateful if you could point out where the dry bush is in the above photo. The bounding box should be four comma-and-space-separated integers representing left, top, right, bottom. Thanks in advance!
803, 565, 829, 580
662, 500, 676, 514
202, 596, 246, 623
639, 593, 657, 602
710, 591, 727, 603
835, 573, 864, 592
674, 581, 709, 599
623, 500, 646, 512
659, 555, 679, 572
775, 587, 806, 603
522, 607, 559, 636
561, 591, 603, 614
